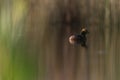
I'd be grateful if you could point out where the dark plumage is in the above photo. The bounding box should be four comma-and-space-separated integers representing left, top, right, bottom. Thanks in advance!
69, 28, 89, 47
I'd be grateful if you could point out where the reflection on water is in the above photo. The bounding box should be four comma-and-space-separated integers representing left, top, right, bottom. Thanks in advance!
0, 0, 120, 80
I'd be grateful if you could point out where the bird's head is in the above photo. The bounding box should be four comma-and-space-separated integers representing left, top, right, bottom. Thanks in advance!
81, 28, 89, 35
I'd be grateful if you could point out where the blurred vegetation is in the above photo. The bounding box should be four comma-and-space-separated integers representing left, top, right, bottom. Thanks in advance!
0, 0, 120, 80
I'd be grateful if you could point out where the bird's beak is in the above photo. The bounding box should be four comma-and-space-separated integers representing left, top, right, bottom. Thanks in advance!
86, 30, 89, 34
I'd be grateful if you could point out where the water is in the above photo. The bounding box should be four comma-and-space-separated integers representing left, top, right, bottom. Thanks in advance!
0, 0, 120, 80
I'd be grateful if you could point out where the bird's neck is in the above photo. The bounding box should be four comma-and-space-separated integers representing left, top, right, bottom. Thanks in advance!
81, 33, 86, 37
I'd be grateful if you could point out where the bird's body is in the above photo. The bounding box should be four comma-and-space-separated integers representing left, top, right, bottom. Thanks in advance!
69, 28, 88, 47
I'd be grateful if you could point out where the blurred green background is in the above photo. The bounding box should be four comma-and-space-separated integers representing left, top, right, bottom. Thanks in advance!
0, 0, 120, 80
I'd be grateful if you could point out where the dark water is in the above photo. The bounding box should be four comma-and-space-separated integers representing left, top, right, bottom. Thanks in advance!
0, 0, 120, 80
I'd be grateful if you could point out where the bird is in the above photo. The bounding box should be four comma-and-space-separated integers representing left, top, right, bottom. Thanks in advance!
69, 28, 89, 47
